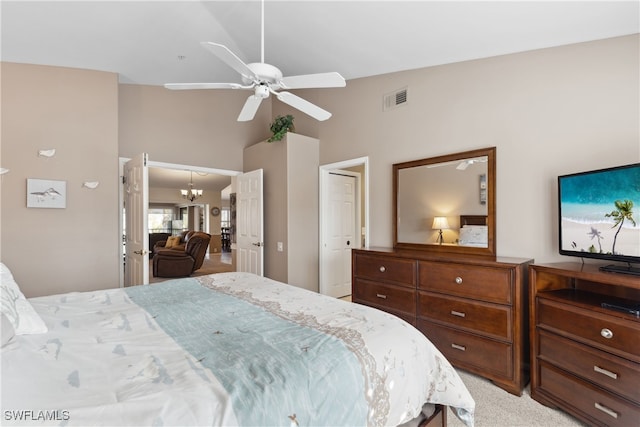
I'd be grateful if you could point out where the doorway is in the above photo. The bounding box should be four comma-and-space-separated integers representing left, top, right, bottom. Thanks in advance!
119, 157, 241, 287
319, 157, 369, 297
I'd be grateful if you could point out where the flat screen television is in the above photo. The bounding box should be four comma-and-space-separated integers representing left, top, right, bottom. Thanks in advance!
558, 162, 640, 275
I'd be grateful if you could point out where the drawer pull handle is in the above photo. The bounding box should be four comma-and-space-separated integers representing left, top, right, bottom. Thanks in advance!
594, 402, 618, 419
379, 266, 386, 273
451, 343, 466, 351
594, 365, 618, 380
600, 328, 613, 339
376, 294, 387, 299
451, 310, 466, 318
455, 276, 463, 284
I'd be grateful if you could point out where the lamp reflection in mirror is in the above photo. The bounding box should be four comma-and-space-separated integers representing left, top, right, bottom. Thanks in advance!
432, 216, 450, 244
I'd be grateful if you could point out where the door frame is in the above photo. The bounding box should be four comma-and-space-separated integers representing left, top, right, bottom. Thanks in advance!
319, 156, 369, 296
118, 157, 241, 288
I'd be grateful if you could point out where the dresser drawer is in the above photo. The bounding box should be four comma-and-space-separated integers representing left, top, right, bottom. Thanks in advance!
417, 319, 513, 379
418, 261, 512, 304
539, 362, 640, 427
537, 298, 640, 362
353, 278, 416, 315
353, 253, 416, 287
418, 291, 511, 341
538, 330, 640, 404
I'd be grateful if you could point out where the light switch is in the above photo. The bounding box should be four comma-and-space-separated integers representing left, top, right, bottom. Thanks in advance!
277, 242, 283, 252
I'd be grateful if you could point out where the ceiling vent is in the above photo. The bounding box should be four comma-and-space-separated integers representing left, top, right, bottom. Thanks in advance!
383, 87, 408, 111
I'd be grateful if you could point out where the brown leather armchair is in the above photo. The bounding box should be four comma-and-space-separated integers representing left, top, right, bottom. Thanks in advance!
149, 232, 171, 256
153, 230, 194, 254
152, 232, 211, 278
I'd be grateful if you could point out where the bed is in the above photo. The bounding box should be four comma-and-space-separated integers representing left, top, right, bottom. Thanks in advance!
1, 264, 474, 427
458, 215, 488, 247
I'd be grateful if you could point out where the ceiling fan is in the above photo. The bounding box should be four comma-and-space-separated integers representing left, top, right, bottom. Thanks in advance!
456, 157, 488, 170
164, 0, 345, 122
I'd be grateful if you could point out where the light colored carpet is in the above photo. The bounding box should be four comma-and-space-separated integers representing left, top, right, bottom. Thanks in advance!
447, 370, 586, 427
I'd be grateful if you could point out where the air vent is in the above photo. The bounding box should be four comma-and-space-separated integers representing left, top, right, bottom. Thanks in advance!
383, 87, 408, 111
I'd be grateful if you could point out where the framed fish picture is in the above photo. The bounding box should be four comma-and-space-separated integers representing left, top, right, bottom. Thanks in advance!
27, 179, 67, 208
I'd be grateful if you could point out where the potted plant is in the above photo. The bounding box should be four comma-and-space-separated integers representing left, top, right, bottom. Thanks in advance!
267, 114, 295, 142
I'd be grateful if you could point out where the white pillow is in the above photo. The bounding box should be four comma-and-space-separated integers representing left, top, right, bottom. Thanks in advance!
1, 313, 15, 346
1, 262, 48, 335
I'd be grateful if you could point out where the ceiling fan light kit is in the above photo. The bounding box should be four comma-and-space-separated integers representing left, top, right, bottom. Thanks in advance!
165, 0, 345, 122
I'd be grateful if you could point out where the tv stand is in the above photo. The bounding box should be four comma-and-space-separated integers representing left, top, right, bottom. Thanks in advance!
599, 264, 640, 276
529, 263, 640, 425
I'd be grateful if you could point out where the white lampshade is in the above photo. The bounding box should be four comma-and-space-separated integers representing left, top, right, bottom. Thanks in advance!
432, 216, 450, 230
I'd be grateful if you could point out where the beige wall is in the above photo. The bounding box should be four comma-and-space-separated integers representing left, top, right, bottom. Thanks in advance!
243, 138, 288, 282
289, 34, 640, 263
118, 84, 271, 170
243, 133, 320, 291
1, 63, 265, 297
2, 35, 638, 297
285, 134, 319, 291
1, 63, 120, 297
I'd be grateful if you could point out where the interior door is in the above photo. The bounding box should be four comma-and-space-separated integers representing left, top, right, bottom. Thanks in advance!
124, 153, 149, 287
236, 169, 264, 275
320, 171, 359, 297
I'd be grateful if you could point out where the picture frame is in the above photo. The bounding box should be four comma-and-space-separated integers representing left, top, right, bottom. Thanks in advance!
27, 179, 67, 209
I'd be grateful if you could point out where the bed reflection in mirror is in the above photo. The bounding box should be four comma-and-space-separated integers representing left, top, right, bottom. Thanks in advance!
393, 147, 496, 256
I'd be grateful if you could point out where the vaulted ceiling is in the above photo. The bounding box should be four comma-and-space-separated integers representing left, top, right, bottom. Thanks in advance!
3, 1, 637, 86
3, 1, 638, 192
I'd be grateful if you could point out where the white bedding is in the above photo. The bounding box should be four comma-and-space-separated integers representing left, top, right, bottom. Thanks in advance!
458, 225, 488, 247
1, 272, 474, 426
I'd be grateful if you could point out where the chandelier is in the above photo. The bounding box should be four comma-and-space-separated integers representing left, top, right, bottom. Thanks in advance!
180, 171, 203, 202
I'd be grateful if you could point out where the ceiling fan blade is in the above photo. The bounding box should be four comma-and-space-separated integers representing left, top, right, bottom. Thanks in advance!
164, 82, 248, 90
237, 95, 263, 122
280, 72, 346, 89
456, 161, 470, 170
201, 42, 258, 81
275, 91, 332, 121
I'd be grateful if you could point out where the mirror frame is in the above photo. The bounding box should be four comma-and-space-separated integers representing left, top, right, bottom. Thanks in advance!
393, 147, 496, 257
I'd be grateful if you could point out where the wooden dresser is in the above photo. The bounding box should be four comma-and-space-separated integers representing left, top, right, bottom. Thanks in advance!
529, 263, 640, 426
352, 247, 532, 395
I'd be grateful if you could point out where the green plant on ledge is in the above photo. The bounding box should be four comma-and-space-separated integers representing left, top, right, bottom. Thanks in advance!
268, 115, 295, 142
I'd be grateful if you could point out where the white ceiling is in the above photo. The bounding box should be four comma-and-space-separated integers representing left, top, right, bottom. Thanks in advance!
3, 1, 638, 191
2, 1, 638, 86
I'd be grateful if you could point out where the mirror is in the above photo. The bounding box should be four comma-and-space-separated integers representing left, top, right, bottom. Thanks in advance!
393, 147, 496, 257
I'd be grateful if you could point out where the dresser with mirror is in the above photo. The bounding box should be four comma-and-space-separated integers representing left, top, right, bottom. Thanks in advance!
352, 147, 533, 395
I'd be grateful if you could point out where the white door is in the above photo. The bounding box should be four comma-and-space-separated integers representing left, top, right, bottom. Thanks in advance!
124, 153, 149, 287
236, 169, 264, 275
320, 171, 360, 297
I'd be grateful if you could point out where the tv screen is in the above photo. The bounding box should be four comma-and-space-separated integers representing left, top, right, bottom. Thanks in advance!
558, 163, 640, 266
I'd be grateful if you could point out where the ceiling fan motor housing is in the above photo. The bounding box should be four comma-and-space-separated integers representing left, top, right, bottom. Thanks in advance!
244, 62, 283, 88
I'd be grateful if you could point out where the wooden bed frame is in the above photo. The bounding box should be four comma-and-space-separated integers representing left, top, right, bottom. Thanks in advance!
459, 214, 487, 226
420, 404, 447, 427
